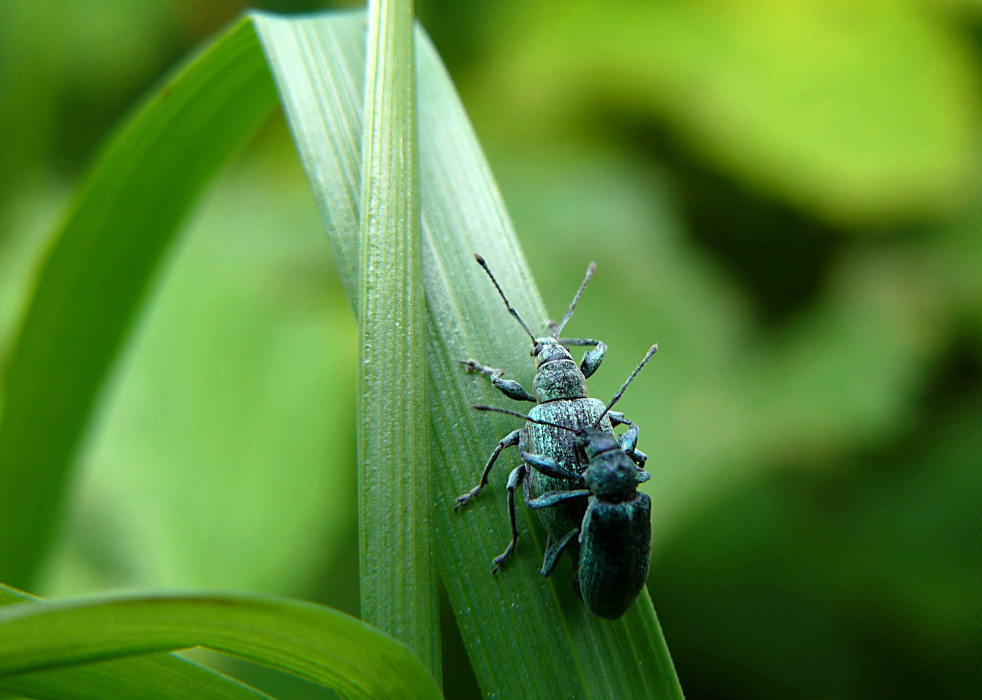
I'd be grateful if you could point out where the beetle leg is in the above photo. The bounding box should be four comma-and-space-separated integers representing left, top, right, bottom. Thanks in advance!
491, 465, 527, 573
557, 337, 602, 347
520, 450, 581, 481
460, 359, 536, 402
580, 341, 606, 379
455, 429, 521, 510
608, 411, 638, 449
540, 527, 580, 577
636, 468, 651, 485
527, 489, 591, 509
609, 412, 647, 468
556, 338, 607, 378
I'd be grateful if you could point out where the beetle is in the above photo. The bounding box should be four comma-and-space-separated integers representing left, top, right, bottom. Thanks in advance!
474, 344, 659, 619
456, 254, 648, 575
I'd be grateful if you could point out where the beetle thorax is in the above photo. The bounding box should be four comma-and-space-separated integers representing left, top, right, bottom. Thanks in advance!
580, 427, 636, 502
531, 339, 587, 401
585, 453, 637, 502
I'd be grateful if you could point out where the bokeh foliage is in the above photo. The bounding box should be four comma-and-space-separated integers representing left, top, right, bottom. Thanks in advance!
1, 0, 981, 698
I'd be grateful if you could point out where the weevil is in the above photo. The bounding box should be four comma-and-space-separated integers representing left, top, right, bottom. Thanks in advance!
456, 254, 648, 575
474, 344, 658, 619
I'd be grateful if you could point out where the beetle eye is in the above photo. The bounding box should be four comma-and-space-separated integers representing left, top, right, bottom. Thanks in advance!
531, 343, 542, 356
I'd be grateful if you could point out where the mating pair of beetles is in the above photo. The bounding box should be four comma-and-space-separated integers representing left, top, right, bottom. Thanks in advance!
455, 254, 657, 619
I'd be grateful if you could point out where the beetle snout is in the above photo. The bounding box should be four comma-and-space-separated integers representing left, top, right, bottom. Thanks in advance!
532, 338, 572, 364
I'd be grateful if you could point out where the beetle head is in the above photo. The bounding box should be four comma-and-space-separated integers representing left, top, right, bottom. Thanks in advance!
577, 426, 620, 459
531, 337, 574, 364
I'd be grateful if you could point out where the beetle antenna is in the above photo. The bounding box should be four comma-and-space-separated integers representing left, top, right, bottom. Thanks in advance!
474, 254, 537, 344
472, 405, 578, 433
593, 344, 658, 427
553, 262, 596, 338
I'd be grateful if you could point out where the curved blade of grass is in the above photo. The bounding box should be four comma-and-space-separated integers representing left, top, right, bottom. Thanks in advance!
0, 585, 273, 700
1, 658, 271, 700
0, 590, 441, 699
0, 17, 279, 588
253, 11, 683, 698
356, 0, 438, 676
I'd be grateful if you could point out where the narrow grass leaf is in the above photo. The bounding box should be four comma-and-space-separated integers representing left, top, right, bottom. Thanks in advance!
357, 0, 438, 676
0, 17, 279, 588
0, 584, 273, 700
0, 590, 441, 699
253, 11, 683, 698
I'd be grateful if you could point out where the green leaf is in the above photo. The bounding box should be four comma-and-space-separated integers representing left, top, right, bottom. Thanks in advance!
0, 589, 441, 700
253, 11, 683, 699
355, 0, 438, 675
0, 16, 279, 588
0, 584, 272, 700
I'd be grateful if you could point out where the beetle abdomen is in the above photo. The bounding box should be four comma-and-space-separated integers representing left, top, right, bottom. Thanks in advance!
525, 399, 609, 540
577, 493, 651, 619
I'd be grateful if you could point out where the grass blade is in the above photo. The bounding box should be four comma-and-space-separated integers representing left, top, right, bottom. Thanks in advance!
0, 17, 279, 588
254, 12, 683, 698
0, 590, 441, 699
356, 0, 438, 677
0, 585, 273, 700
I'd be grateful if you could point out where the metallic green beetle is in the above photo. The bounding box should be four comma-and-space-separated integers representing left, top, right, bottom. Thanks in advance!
456, 254, 648, 577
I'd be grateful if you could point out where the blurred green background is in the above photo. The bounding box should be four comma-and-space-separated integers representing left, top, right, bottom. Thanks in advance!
2, 0, 981, 698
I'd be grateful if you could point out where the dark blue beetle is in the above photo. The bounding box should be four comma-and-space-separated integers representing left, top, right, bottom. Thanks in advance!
525, 424, 651, 619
